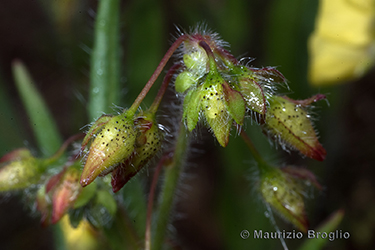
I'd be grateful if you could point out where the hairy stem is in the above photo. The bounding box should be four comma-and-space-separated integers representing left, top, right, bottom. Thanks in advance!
145, 153, 172, 250
152, 125, 190, 250
128, 35, 188, 113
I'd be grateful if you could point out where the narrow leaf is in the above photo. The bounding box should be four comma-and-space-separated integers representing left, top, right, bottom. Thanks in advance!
12, 60, 62, 156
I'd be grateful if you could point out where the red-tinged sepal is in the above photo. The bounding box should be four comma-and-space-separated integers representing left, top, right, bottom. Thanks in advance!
281, 166, 322, 190
0, 148, 32, 163
251, 67, 287, 86
264, 95, 326, 161
282, 94, 327, 107
47, 163, 82, 224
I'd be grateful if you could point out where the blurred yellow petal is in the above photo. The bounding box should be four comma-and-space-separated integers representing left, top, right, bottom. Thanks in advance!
61, 215, 100, 250
308, 0, 375, 85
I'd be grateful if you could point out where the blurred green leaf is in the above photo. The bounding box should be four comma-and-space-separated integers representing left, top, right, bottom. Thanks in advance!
12, 60, 62, 156
299, 209, 345, 250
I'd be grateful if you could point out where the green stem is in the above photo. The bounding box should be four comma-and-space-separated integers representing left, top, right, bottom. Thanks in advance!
152, 125, 190, 250
145, 154, 172, 250
103, 207, 141, 250
240, 130, 273, 174
89, 0, 121, 120
128, 35, 188, 114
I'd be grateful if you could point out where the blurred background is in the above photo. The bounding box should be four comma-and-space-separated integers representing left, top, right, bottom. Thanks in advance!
0, 0, 375, 249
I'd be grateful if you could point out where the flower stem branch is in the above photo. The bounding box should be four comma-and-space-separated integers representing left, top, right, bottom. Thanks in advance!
44, 133, 85, 166
152, 124, 190, 250
128, 35, 188, 114
149, 63, 182, 114
240, 130, 273, 173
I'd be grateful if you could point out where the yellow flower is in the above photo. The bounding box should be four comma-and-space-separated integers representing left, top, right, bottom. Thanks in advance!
308, 0, 375, 85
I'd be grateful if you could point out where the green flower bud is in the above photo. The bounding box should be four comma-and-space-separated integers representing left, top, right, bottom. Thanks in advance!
259, 165, 312, 232
264, 95, 326, 161
234, 66, 266, 115
175, 71, 197, 93
81, 111, 137, 187
183, 50, 208, 76
111, 112, 163, 192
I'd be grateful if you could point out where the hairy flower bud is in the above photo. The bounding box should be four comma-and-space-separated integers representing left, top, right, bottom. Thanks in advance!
182, 70, 245, 147
259, 165, 316, 232
111, 112, 163, 192
0, 148, 44, 191
264, 95, 326, 161
81, 111, 137, 187
231, 66, 267, 115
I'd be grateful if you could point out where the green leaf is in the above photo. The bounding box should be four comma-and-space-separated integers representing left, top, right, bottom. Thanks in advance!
299, 209, 345, 250
73, 182, 97, 209
12, 60, 62, 156
89, 0, 121, 120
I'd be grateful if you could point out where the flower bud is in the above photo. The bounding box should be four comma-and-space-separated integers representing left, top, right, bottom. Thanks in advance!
174, 70, 198, 93
183, 50, 208, 76
111, 112, 163, 192
231, 66, 266, 115
0, 148, 44, 191
81, 111, 137, 187
259, 165, 310, 232
264, 95, 326, 161
46, 163, 82, 224
183, 71, 246, 147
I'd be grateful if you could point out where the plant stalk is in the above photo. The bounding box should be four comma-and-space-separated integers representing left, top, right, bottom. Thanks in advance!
152, 125, 190, 250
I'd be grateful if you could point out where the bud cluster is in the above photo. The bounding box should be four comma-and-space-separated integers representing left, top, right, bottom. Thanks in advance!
174, 29, 326, 161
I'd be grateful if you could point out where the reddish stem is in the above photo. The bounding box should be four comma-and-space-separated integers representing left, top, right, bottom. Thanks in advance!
45, 133, 85, 165
129, 35, 188, 114
198, 40, 217, 73
149, 63, 183, 114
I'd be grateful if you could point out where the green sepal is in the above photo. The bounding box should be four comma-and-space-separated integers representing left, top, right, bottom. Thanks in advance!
234, 66, 266, 115
175, 71, 197, 93
183, 88, 201, 131
96, 189, 117, 216
222, 81, 246, 125
82, 114, 113, 149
